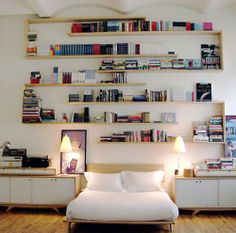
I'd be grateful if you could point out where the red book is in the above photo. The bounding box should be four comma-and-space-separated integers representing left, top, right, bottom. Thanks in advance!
151, 21, 157, 31
186, 22, 191, 31
93, 44, 100, 55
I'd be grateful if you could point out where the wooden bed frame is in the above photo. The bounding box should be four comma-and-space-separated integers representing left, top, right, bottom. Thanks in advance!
64, 163, 176, 232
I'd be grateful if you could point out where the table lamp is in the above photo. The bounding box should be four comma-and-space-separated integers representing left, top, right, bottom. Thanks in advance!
60, 134, 72, 153
173, 135, 186, 175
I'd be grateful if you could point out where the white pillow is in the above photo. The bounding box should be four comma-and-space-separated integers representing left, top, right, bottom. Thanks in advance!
121, 170, 165, 192
84, 172, 123, 192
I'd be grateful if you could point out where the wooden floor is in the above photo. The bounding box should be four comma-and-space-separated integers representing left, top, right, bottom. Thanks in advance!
0, 207, 236, 233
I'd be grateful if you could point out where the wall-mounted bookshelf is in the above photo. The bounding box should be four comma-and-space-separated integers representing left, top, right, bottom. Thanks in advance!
24, 15, 225, 147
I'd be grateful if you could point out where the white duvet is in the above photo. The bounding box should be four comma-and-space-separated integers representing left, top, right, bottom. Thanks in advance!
66, 190, 179, 221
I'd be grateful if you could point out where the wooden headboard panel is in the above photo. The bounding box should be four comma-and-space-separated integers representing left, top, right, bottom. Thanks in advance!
87, 163, 164, 173
80, 163, 165, 190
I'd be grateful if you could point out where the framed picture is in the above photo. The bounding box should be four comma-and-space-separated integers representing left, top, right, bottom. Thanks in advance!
225, 116, 236, 158
161, 112, 176, 123
60, 129, 87, 174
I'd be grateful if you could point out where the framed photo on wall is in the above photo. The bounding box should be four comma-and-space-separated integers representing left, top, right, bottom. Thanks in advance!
60, 129, 87, 174
225, 116, 236, 158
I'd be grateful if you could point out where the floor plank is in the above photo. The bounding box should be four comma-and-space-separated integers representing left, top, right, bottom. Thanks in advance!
0, 207, 236, 233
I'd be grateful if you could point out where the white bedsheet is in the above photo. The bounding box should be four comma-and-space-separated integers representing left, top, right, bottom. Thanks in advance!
66, 190, 179, 221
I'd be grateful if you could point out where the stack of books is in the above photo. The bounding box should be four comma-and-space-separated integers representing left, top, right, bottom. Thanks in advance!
193, 121, 209, 142
99, 59, 114, 70
22, 89, 42, 123
0, 155, 23, 168
148, 60, 161, 69
125, 60, 138, 69
208, 115, 224, 142
69, 94, 80, 102
40, 108, 56, 123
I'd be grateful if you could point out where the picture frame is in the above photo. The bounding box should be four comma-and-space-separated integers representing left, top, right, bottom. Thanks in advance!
60, 129, 87, 174
161, 112, 176, 123
225, 116, 236, 158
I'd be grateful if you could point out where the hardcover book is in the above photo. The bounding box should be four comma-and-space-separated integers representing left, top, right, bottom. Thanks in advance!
196, 83, 212, 102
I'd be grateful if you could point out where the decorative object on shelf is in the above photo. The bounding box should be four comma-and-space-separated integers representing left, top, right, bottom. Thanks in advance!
62, 113, 69, 123
183, 168, 194, 177
30, 71, 41, 84
60, 130, 87, 174
173, 135, 186, 175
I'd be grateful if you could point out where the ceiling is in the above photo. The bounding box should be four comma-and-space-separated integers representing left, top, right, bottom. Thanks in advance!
1, 0, 236, 17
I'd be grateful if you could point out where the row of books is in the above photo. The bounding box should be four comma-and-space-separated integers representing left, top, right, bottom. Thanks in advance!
104, 112, 151, 123
70, 20, 213, 33
49, 43, 141, 56
34, 69, 96, 84
68, 87, 196, 103
22, 89, 42, 123
100, 129, 169, 142
99, 57, 219, 71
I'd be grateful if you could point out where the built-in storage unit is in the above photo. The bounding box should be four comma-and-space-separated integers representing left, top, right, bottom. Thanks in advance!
175, 177, 236, 213
0, 173, 80, 211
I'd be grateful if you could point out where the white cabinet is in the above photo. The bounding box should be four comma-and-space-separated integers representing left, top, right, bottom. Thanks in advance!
175, 178, 218, 208
11, 177, 32, 204
175, 177, 236, 210
0, 177, 11, 203
31, 178, 54, 204
219, 179, 236, 207
53, 178, 75, 204
0, 174, 80, 208
31, 177, 77, 205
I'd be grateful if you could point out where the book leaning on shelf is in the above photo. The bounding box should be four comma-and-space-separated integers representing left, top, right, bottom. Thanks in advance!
196, 83, 212, 102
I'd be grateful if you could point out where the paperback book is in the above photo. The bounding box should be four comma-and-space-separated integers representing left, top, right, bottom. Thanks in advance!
196, 83, 212, 102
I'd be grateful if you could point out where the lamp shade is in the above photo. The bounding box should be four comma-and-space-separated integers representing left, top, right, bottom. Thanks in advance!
173, 135, 186, 153
60, 134, 72, 153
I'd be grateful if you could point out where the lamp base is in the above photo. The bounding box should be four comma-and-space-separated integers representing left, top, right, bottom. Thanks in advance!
174, 169, 179, 176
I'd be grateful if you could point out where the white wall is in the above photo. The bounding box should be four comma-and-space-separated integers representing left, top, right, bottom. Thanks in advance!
0, 4, 236, 193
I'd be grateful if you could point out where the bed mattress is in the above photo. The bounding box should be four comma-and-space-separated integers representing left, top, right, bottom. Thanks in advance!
66, 190, 179, 221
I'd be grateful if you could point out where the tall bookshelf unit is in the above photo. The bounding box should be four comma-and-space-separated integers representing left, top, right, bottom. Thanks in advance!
23, 16, 225, 145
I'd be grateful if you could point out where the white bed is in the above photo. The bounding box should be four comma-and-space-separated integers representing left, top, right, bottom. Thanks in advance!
67, 190, 178, 221
65, 164, 179, 232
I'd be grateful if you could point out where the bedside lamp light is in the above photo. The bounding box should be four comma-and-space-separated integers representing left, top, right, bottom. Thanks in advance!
173, 135, 186, 175
0, 141, 11, 156
60, 135, 72, 153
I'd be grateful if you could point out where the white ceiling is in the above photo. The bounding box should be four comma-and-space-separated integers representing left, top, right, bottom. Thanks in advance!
1, 0, 236, 17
